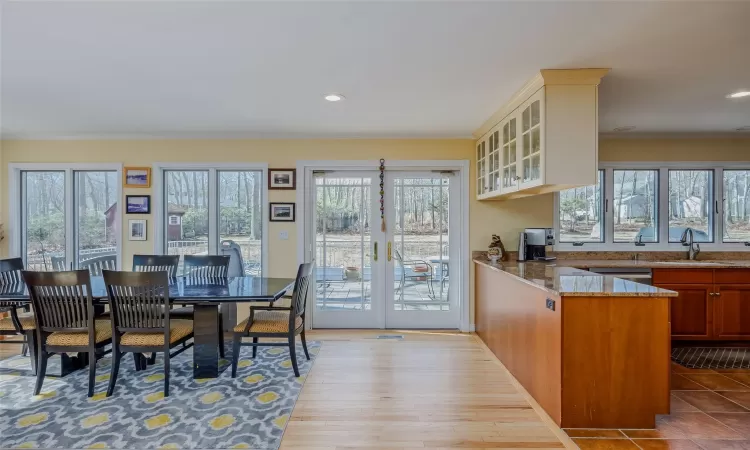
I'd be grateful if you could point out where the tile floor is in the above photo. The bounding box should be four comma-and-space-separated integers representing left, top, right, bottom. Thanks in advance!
565, 362, 750, 449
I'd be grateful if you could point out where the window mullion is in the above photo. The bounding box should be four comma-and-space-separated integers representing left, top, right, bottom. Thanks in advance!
658, 168, 668, 248
208, 169, 218, 255
716, 167, 724, 244
604, 167, 614, 246
65, 169, 75, 269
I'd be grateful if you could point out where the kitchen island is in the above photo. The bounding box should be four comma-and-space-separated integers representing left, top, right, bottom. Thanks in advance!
475, 258, 678, 429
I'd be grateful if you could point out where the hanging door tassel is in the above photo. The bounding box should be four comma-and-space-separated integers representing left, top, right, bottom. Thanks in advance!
379, 159, 386, 232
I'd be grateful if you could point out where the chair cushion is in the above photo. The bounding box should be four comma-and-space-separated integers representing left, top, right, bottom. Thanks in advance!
234, 310, 303, 333
0, 311, 35, 331
120, 320, 193, 347
46, 320, 112, 347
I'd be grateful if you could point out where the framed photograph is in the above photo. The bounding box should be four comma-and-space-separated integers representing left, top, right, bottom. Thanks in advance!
125, 195, 151, 214
128, 219, 147, 241
268, 168, 296, 190
124, 167, 151, 188
270, 202, 296, 222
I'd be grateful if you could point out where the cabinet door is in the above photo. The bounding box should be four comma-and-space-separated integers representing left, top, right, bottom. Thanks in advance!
714, 285, 750, 340
655, 284, 713, 339
487, 127, 501, 193
476, 136, 488, 197
500, 113, 519, 193
519, 89, 544, 190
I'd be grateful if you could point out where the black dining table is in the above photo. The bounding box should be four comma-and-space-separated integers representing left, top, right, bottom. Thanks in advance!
0, 275, 295, 379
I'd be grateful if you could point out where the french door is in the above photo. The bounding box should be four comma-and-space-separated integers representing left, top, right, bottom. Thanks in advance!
308, 170, 459, 329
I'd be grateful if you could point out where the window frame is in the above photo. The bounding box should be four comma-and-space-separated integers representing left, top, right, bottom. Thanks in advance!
8, 163, 123, 269
152, 162, 269, 277
554, 161, 750, 252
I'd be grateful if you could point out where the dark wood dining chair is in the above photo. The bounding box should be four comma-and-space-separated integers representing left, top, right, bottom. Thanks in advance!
80, 254, 117, 276
174, 255, 229, 357
132, 254, 180, 277
103, 270, 194, 397
183, 255, 230, 277
231, 262, 313, 378
0, 258, 34, 357
22, 270, 112, 397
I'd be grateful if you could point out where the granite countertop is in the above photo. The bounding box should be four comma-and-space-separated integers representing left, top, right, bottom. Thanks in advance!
560, 259, 750, 269
474, 258, 679, 297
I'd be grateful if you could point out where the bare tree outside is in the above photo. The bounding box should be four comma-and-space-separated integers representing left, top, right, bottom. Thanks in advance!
558, 170, 603, 242
724, 170, 750, 242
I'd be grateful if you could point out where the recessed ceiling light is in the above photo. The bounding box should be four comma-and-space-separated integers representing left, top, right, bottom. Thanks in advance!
613, 126, 636, 132
727, 91, 750, 99
324, 94, 344, 102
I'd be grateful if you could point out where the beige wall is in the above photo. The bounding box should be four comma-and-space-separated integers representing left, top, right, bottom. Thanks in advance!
2, 137, 748, 326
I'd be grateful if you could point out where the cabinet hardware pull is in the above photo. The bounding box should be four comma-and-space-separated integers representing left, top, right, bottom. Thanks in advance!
387, 242, 392, 262
709, 292, 715, 296
605, 199, 609, 213
716, 292, 721, 296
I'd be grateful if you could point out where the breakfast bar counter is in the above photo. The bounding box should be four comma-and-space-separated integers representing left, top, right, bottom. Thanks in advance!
475, 258, 676, 430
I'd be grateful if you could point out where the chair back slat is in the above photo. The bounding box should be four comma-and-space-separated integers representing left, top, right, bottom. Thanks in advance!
132, 255, 180, 277
291, 262, 314, 318
80, 254, 117, 276
0, 258, 24, 285
183, 255, 229, 278
22, 270, 93, 333
103, 270, 170, 333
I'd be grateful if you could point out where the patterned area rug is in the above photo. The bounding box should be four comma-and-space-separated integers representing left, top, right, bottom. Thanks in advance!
0, 341, 320, 449
672, 346, 750, 369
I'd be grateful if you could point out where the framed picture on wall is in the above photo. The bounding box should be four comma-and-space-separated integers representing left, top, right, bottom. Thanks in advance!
268, 169, 296, 190
128, 219, 147, 241
270, 203, 295, 222
124, 167, 151, 188
125, 195, 151, 214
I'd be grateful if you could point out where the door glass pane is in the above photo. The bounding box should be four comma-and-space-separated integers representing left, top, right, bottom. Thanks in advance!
218, 171, 263, 275
523, 159, 531, 182
614, 170, 658, 243
531, 100, 540, 126
22, 171, 66, 270
668, 170, 713, 242
522, 134, 530, 157
531, 154, 541, 181
522, 107, 530, 131
723, 170, 750, 243
393, 177, 450, 311
165, 171, 209, 265
509, 118, 516, 139
316, 177, 371, 311
559, 170, 604, 243
531, 128, 540, 155
75, 171, 118, 269
509, 141, 516, 163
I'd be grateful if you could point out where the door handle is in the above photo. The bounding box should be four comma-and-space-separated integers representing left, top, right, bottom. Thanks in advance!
374, 242, 378, 262
388, 242, 392, 262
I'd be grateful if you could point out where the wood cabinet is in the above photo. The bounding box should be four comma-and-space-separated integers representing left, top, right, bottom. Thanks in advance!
474, 69, 607, 201
653, 269, 750, 341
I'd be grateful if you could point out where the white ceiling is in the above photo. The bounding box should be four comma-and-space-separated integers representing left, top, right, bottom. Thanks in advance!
2, 1, 749, 139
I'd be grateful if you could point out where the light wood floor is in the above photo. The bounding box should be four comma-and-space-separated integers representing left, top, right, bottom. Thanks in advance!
281, 330, 572, 449
0, 331, 574, 449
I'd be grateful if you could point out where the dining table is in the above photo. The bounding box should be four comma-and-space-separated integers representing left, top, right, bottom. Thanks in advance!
0, 275, 295, 379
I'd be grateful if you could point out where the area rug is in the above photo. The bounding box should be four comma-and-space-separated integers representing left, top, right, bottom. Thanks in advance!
0, 341, 320, 449
672, 346, 750, 369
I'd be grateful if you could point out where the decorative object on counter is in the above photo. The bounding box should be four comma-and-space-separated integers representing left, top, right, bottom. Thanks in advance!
487, 247, 501, 263
488, 234, 508, 261
269, 202, 295, 222
125, 195, 150, 214
379, 158, 386, 232
268, 168, 296, 190
123, 167, 151, 188
128, 219, 147, 241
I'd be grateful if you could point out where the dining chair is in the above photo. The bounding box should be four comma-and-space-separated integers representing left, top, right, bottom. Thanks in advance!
231, 262, 313, 378
80, 254, 117, 276
103, 270, 194, 397
174, 255, 229, 357
132, 254, 180, 277
22, 269, 112, 397
0, 258, 34, 357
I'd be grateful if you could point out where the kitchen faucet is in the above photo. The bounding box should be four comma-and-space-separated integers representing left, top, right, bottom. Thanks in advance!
680, 228, 701, 260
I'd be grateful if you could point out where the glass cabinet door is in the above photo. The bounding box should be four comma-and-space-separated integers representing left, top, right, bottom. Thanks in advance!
488, 129, 500, 192
476, 139, 487, 196
501, 116, 518, 191
521, 97, 542, 185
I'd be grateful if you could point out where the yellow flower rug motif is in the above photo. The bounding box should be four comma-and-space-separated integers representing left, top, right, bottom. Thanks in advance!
0, 341, 320, 449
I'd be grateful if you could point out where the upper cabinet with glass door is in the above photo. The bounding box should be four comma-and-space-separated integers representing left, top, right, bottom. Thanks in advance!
473, 69, 609, 201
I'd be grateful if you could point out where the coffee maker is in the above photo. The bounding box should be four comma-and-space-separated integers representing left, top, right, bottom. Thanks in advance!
517, 228, 555, 261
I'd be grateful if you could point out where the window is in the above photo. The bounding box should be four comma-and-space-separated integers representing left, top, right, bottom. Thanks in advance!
555, 163, 750, 250
558, 170, 604, 243
614, 170, 658, 243
15, 166, 120, 270
669, 170, 713, 243
159, 166, 266, 276
723, 170, 750, 243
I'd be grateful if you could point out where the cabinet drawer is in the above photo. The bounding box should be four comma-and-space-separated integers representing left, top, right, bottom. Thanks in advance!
652, 269, 713, 285
714, 269, 750, 285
